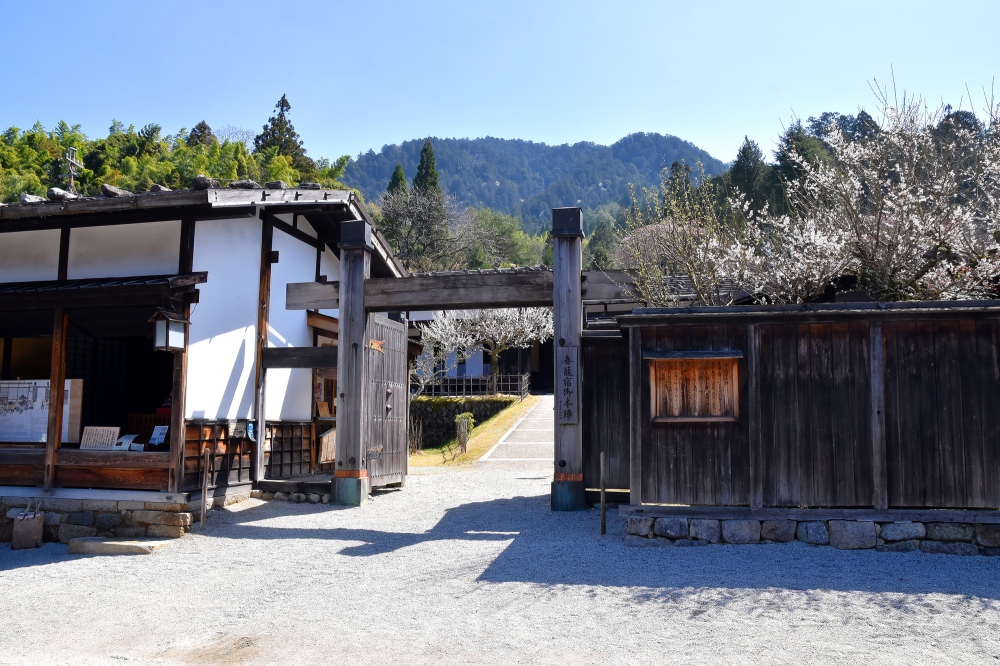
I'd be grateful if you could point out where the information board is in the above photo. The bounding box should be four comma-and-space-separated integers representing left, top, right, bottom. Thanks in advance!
0, 379, 83, 443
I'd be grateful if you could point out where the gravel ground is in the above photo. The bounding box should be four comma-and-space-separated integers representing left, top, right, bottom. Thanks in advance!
2, 464, 1000, 664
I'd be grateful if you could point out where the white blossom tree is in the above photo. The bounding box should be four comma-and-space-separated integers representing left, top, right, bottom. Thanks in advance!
410, 310, 476, 398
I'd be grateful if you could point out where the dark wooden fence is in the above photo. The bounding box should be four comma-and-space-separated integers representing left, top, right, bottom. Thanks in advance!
417, 372, 531, 398
583, 301, 1000, 514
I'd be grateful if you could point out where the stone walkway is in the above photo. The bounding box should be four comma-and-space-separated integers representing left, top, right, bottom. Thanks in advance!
477, 394, 553, 471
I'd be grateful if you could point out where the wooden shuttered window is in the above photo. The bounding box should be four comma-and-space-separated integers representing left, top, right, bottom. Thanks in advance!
647, 352, 740, 423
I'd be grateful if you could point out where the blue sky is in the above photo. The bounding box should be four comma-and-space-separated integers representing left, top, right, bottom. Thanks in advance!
2, 0, 998, 165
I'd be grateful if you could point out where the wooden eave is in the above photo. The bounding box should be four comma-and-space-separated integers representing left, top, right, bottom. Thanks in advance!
0, 272, 206, 311
307, 310, 339, 338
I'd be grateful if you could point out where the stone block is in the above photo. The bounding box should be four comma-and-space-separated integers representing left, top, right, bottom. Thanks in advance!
307, 494, 321, 504
262, 492, 274, 501
2, 497, 32, 508
114, 527, 147, 538
273, 492, 289, 501
58, 523, 97, 544
689, 519, 721, 543
653, 517, 687, 539
250, 490, 263, 499
761, 520, 796, 542
981, 547, 1000, 557
43, 512, 63, 526
65, 511, 95, 527
95, 513, 123, 531
43, 525, 60, 542
673, 538, 700, 547
146, 524, 185, 538
975, 525, 1000, 548
68, 537, 172, 555
796, 521, 829, 545
224, 492, 251, 506
37, 498, 83, 512
79, 501, 119, 512
118, 501, 146, 511
131, 511, 192, 527
921, 540, 980, 556
291, 493, 306, 503
1, 522, 13, 542
626, 515, 655, 537
6, 507, 24, 519
877, 540, 920, 553
829, 521, 876, 550
924, 522, 974, 542
722, 520, 761, 544
880, 522, 925, 542
321, 494, 331, 504
146, 502, 187, 512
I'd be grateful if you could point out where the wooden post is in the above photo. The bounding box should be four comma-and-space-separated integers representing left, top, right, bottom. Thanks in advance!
43, 307, 68, 490
168, 321, 188, 493
332, 220, 372, 506
551, 207, 585, 511
747, 324, 763, 510
628, 326, 642, 506
870, 321, 888, 510
253, 216, 273, 483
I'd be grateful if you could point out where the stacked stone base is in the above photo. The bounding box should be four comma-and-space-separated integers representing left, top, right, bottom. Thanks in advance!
626, 515, 1000, 556
252, 489, 330, 504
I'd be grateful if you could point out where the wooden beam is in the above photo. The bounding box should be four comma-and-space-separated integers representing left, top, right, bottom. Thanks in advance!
261, 346, 338, 369
307, 310, 339, 337
179, 218, 195, 274
642, 350, 744, 359
56, 450, 172, 468
287, 281, 339, 310
44, 307, 68, 490
870, 322, 888, 510
629, 327, 642, 506
365, 270, 553, 312
58, 226, 70, 281
581, 270, 637, 302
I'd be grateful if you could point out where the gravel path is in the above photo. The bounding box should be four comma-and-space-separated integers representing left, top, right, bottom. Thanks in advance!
2, 462, 1000, 664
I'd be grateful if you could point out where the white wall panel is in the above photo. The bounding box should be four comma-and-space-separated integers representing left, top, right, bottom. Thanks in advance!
0, 229, 60, 282
265, 229, 317, 421
318, 245, 341, 319
185, 218, 261, 420
67, 221, 181, 279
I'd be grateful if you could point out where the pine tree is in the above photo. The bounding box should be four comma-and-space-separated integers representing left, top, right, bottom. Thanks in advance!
412, 139, 440, 193
387, 162, 408, 195
729, 137, 771, 212
187, 120, 214, 147
253, 94, 316, 178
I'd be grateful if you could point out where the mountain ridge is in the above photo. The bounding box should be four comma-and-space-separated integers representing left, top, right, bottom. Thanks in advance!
343, 132, 727, 234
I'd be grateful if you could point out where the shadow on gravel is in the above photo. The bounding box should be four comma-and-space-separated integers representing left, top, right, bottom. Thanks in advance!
208, 495, 1000, 603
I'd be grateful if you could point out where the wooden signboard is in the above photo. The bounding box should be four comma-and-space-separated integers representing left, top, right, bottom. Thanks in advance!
80, 426, 121, 450
649, 357, 739, 423
557, 346, 579, 425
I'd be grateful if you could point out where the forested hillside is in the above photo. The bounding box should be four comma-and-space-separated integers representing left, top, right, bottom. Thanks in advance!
343, 133, 726, 234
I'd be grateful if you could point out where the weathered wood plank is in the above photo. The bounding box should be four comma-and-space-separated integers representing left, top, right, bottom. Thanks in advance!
869, 321, 887, 509
56, 450, 172, 468
975, 319, 1000, 507
747, 324, 762, 510
54, 466, 169, 491
629, 327, 642, 506
286, 281, 340, 310
261, 346, 338, 369
366, 270, 554, 312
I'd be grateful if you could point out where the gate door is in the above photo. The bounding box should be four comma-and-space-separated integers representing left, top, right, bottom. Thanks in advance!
364, 314, 409, 487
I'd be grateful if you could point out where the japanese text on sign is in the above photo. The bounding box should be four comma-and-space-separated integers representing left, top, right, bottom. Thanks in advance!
557, 345, 578, 425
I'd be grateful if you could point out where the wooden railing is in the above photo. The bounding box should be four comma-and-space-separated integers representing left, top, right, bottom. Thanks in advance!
416, 372, 531, 399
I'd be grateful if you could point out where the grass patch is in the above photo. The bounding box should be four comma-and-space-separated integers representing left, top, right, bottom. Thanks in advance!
409, 394, 542, 467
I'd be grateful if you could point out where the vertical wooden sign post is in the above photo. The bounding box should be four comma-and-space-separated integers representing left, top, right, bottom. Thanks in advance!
332, 221, 372, 506
551, 207, 586, 511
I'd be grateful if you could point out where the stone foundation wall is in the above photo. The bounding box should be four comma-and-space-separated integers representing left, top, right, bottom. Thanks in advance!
626, 515, 1000, 556
253, 489, 330, 504
0, 491, 252, 544
410, 396, 518, 448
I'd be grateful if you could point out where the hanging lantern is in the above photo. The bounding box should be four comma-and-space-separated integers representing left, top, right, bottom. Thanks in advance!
149, 308, 190, 352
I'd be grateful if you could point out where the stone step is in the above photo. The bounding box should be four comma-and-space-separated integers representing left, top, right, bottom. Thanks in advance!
67, 537, 173, 555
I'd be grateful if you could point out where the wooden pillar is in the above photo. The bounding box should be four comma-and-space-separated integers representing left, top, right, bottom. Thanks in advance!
628, 326, 642, 506
747, 324, 763, 510
332, 220, 372, 506
253, 216, 273, 483
44, 307, 68, 490
168, 322, 188, 493
551, 207, 586, 511
870, 321, 888, 510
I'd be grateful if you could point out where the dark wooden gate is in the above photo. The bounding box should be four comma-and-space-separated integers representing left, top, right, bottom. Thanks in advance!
364, 314, 409, 487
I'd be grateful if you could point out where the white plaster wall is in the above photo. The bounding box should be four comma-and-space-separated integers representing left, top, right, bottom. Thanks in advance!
467, 350, 484, 376
318, 245, 341, 320
0, 229, 60, 282
185, 218, 261, 420
67, 221, 181, 279
265, 228, 317, 421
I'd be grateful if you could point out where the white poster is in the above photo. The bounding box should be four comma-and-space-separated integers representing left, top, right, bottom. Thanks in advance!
0, 379, 82, 443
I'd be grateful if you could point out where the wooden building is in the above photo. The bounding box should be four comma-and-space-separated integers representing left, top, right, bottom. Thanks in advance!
0, 186, 405, 506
